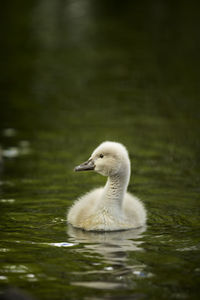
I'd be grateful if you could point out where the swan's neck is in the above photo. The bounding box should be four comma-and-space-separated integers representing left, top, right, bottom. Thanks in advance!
99, 167, 130, 213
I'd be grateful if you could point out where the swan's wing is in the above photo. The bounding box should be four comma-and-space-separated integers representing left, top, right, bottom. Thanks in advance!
123, 192, 147, 227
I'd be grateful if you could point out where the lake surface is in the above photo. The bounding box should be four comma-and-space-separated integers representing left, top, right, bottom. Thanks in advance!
0, 0, 200, 299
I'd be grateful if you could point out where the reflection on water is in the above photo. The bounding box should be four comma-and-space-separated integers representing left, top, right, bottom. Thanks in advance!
68, 225, 146, 260
67, 225, 152, 289
72, 280, 127, 290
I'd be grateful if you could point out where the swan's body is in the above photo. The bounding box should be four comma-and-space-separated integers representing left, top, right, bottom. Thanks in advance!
67, 141, 146, 231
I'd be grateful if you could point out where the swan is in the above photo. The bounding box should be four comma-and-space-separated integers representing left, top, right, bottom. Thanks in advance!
67, 141, 147, 231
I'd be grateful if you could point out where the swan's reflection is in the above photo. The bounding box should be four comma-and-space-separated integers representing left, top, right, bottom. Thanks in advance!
67, 225, 146, 264
67, 226, 150, 290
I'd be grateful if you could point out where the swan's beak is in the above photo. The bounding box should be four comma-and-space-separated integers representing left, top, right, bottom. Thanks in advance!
74, 159, 95, 172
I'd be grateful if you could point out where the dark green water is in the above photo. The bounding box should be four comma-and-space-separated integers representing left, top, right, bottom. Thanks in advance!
0, 0, 200, 299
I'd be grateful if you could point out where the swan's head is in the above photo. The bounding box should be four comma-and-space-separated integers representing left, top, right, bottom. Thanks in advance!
75, 141, 130, 177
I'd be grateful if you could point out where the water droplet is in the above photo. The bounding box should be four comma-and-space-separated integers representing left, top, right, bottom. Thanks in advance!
104, 266, 113, 271
44, 242, 77, 247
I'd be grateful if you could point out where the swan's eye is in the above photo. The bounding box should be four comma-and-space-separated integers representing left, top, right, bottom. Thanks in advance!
99, 154, 104, 158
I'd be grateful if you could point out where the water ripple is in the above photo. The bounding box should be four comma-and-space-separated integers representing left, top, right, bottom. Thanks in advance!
71, 281, 127, 290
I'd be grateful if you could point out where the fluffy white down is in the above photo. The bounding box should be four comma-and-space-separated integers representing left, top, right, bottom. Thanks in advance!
67, 141, 147, 231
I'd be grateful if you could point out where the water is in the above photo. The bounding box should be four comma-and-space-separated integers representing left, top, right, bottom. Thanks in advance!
0, 0, 200, 299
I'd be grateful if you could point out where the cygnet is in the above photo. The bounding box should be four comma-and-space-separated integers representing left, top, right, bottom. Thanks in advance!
67, 141, 147, 231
